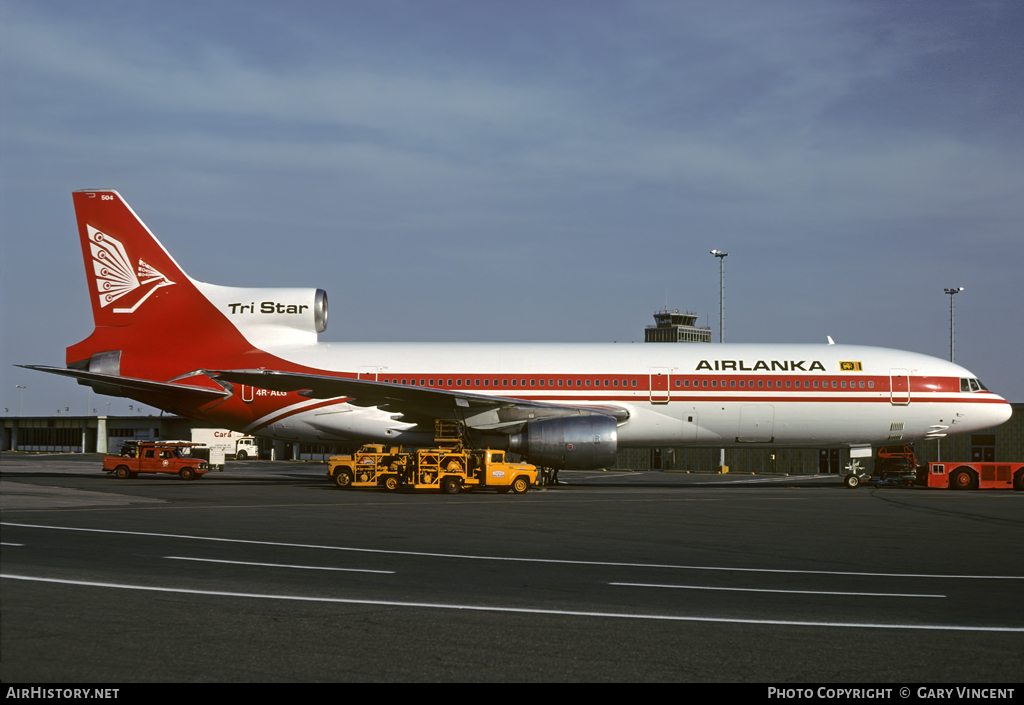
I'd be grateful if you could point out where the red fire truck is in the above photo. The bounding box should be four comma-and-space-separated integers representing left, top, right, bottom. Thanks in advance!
103, 441, 210, 480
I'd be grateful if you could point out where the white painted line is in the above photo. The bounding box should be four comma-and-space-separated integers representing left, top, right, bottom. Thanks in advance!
165, 556, 393, 574
610, 583, 945, 598
5, 522, 1022, 581
3, 574, 1019, 633
1, 542, 24, 547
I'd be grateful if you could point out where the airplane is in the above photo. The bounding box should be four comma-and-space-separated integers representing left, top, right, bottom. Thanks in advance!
24, 189, 1013, 470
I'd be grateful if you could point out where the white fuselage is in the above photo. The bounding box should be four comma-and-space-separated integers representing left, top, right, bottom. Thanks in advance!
236, 341, 1012, 449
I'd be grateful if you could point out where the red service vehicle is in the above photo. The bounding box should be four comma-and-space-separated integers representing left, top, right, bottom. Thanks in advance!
103, 441, 210, 480
926, 461, 1024, 491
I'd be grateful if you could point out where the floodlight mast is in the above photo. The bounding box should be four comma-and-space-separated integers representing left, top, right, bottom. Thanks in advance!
710, 250, 728, 343
710, 250, 729, 473
944, 287, 964, 363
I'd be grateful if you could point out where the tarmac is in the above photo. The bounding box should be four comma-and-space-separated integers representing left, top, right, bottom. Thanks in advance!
2, 452, 1022, 682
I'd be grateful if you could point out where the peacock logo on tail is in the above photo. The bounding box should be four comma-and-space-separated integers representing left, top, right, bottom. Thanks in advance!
89, 225, 175, 313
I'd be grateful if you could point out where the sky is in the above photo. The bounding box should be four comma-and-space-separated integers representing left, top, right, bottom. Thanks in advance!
2, 0, 1022, 417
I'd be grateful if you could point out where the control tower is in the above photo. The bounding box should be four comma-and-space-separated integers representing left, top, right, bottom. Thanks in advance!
644, 309, 712, 343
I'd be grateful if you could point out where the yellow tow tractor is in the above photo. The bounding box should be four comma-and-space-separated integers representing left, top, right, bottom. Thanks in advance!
327, 421, 537, 494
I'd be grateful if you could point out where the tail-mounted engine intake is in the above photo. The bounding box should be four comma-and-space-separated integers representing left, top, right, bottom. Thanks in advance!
194, 283, 328, 346
507, 415, 618, 470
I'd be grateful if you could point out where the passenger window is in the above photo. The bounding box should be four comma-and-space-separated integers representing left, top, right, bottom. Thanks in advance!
631, 380, 637, 387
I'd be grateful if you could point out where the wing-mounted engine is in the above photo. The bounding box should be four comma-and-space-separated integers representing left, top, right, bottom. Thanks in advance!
505, 415, 618, 470
194, 283, 328, 347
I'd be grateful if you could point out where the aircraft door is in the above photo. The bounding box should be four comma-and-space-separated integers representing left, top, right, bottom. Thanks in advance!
358, 366, 379, 381
650, 368, 670, 403
737, 405, 775, 443
890, 369, 910, 405
681, 411, 697, 442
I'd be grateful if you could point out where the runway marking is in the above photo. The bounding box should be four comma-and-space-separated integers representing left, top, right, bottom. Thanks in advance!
610, 583, 945, 598
165, 556, 393, 574
2, 574, 1019, 633
1, 542, 24, 547
5, 522, 1023, 581
0, 496, 800, 514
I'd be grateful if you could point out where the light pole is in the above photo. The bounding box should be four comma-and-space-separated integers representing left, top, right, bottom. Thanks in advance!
15, 385, 26, 417
944, 287, 963, 362
710, 250, 729, 473
710, 250, 728, 343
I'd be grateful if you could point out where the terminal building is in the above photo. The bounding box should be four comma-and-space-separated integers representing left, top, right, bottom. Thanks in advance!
3, 404, 1021, 474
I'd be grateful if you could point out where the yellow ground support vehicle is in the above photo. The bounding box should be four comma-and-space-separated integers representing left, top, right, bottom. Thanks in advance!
327, 423, 537, 494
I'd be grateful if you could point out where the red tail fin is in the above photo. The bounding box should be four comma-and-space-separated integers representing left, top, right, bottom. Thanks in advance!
67, 190, 253, 378
73, 190, 190, 328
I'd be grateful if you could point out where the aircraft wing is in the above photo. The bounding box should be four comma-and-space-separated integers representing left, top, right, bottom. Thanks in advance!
21, 365, 229, 408
210, 369, 629, 430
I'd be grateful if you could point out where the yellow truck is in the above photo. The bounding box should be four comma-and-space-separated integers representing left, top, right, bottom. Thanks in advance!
328, 443, 536, 494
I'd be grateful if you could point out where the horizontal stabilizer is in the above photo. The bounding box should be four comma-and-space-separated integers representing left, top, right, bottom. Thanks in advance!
21, 365, 229, 405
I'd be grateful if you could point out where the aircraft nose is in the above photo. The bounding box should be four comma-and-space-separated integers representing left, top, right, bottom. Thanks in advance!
991, 399, 1013, 427
977, 396, 1014, 430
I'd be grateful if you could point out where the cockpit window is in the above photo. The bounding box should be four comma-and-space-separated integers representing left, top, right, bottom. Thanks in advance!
962, 378, 984, 392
